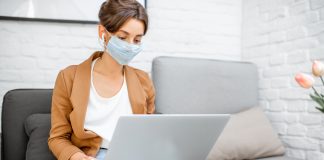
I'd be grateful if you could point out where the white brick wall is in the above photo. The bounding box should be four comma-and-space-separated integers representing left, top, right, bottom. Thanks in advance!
144, 0, 242, 60
0, 21, 98, 101
0, 0, 242, 126
242, 0, 324, 159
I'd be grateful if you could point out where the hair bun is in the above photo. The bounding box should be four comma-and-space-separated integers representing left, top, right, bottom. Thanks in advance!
98, 0, 148, 34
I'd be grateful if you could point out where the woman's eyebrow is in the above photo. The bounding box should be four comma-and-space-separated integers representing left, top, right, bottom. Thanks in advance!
119, 29, 143, 36
119, 30, 129, 35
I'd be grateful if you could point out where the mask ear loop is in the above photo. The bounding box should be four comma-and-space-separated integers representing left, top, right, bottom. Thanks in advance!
98, 33, 107, 52
102, 34, 107, 51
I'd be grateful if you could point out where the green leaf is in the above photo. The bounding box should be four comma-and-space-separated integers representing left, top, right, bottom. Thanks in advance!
316, 106, 324, 113
310, 94, 324, 107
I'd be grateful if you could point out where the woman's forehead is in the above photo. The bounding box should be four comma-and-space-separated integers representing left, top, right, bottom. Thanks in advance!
117, 18, 145, 36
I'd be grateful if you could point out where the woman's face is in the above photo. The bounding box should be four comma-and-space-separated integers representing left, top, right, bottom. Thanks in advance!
99, 18, 145, 45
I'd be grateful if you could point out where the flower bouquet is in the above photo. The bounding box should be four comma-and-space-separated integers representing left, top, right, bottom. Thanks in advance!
295, 61, 324, 113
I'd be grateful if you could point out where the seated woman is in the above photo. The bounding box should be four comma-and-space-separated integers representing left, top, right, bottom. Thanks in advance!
48, 0, 155, 159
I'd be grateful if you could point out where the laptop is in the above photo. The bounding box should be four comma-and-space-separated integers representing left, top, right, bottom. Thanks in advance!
105, 114, 229, 160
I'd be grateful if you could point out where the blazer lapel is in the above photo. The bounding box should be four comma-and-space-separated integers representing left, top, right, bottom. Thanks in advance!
125, 66, 146, 114
70, 51, 102, 138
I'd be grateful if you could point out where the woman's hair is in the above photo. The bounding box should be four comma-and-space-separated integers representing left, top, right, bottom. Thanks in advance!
98, 0, 148, 34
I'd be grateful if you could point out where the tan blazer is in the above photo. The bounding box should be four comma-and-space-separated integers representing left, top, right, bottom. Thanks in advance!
48, 51, 155, 160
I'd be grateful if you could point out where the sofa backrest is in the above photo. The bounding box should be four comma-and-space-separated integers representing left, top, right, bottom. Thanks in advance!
152, 56, 258, 114
1, 89, 52, 160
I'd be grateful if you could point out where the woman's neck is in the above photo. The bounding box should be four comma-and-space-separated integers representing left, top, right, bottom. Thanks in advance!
94, 51, 124, 78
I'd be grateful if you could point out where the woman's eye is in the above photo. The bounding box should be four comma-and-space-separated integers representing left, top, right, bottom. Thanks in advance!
134, 39, 141, 44
118, 37, 126, 40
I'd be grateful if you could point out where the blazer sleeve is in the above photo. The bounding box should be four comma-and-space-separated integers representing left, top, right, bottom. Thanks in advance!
146, 75, 156, 114
48, 71, 82, 160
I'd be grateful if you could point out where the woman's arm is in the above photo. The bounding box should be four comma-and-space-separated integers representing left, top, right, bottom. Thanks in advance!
48, 71, 83, 160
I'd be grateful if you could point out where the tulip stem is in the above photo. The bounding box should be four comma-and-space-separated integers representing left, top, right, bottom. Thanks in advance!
312, 86, 322, 97
320, 76, 324, 86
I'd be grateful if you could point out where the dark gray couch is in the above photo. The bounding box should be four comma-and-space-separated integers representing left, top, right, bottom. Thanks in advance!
1, 56, 299, 160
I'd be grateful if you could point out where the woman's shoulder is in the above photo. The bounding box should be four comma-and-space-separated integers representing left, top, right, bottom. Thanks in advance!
59, 65, 77, 79
127, 66, 154, 91
127, 66, 150, 79
55, 65, 78, 89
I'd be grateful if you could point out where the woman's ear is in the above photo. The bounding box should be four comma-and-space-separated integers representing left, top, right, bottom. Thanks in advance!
98, 24, 103, 40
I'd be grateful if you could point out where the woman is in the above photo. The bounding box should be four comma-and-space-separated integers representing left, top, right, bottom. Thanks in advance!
48, 0, 155, 160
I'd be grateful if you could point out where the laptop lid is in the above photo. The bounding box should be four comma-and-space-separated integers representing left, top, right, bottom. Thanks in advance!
105, 114, 229, 160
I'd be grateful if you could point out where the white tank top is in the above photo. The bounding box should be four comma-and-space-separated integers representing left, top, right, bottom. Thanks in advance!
84, 58, 132, 148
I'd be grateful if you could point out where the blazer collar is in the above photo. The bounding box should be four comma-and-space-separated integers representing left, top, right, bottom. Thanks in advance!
69, 51, 146, 138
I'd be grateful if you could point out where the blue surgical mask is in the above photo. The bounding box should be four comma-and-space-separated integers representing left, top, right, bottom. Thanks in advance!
105, 35, 143, 65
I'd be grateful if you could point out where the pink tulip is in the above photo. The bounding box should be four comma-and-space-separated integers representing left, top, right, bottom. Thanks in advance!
312, 60, 324, 77
295, 73, 314, 89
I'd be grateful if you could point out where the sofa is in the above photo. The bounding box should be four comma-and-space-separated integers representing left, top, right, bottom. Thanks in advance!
1, 56, 299, 160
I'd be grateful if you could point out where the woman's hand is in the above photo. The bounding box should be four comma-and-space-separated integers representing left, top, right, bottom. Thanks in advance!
70, 152, 96, 160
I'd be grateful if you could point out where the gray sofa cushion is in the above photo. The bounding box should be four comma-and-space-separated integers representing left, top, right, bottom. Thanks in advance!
152, 56, 258, 114
24, 113, 55, 160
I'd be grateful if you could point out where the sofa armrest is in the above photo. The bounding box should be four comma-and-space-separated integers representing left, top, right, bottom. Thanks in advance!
1, 89, 53, 160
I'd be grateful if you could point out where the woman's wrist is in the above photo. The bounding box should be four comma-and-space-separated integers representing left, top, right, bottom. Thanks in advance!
69, 152, 87, 160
